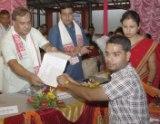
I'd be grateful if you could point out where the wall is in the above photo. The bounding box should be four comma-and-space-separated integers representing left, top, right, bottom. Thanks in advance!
32, 9, 126, 34
92, 9, 126, 34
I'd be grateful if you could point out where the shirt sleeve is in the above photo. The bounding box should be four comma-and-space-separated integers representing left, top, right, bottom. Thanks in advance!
31, 28, 49, 48
1, 35, 17, 63
103, 77, 135, 100
0, 28, 3, 40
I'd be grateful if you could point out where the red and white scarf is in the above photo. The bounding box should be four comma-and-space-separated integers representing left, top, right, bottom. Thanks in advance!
12, 29, 41, 74
58, 19, 84, 52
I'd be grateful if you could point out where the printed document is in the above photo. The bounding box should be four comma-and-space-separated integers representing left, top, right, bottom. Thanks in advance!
38, 52, 70, 87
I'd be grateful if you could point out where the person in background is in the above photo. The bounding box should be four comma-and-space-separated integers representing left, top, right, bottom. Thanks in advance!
82, 25, 102, 78
95, 30, 114, 56
121, 10, 159, 86
114, 26, 124, 36
121, 10, 160, 102
86, 25, 94, 42
57, 35, 149, 123
1, 7, 57, 93
0, 10, 11, 92
144, 33, 152, 39
0, 10, 10, 39
38, 24, 48, 38
48, 3, 90, 81
108, 31, 114, 37
86, 24, 99, 42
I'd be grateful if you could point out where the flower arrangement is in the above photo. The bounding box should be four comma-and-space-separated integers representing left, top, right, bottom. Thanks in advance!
27, 87, 58, 109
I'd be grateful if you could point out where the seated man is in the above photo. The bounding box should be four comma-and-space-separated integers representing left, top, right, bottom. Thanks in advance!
57, 35, 150, 123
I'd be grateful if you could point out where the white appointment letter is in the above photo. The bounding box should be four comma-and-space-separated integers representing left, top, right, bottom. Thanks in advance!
38, 52, 70, 87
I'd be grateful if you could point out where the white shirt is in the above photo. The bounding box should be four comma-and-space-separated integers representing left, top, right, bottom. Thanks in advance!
0, 23, 10, 41
1, 26, 48, 93
0, 23, 10, 91
95, 35, 109, 54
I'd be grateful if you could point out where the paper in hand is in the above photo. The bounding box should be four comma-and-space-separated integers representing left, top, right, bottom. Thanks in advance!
38, 52, 70, 87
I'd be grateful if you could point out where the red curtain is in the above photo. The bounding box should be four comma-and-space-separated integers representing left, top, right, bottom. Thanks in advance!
103, 0, 108, 35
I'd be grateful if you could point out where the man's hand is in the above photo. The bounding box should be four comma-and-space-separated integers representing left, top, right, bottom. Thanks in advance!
80, 46, 91, 55
27, 73, 43, 86
8, 59, 43, 86
66, 46, 91, 57
46, 46, 58, 52
57, 74, 70, 88
65, 46, 81, 57
57, 74, 80, 88
42, 43, 58, 52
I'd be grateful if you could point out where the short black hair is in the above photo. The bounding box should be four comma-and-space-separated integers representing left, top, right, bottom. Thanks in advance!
120, 10, 140, 26
107, 35, 131, 52
60, 3, 73, 13
145, 33, 152, 39
114, 27, 124, 35
12, 7, 31, 21
0, 10, 10, 17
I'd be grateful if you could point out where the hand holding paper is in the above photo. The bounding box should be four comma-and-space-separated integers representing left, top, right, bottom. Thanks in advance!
38, 52, 70, 87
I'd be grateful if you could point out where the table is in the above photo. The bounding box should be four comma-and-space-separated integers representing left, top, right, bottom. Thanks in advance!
0, 93, 107, 124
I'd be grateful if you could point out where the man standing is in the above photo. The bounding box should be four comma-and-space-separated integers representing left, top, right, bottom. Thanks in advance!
0, 10, 11, 92
1, 7, 57, 93
82, 25, 101, 78
57, 35, 149, 123
0, 10, 10, 39
48, 3, 90, 81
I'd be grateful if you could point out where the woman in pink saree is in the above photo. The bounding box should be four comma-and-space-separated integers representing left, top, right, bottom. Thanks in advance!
121, 10, 160, 100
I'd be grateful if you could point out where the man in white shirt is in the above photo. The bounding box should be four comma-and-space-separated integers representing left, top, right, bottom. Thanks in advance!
0, 10, 11, 92
1, 7, 57, 93
0, 10, 10, 39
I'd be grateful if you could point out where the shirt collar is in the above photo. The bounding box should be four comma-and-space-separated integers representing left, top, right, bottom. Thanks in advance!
0, 23, 10, 30
111, 63, 131, 78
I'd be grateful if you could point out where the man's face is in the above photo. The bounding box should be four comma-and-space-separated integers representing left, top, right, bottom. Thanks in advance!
0, 14, 10, 27
105, 43, 130, 72
88, 28, 95, 36
13, 13, 31, 37
60, 8, 74, 26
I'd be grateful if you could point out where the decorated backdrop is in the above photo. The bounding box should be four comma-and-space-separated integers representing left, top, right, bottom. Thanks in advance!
0, 0, 26, 13
130, 0, 160, 41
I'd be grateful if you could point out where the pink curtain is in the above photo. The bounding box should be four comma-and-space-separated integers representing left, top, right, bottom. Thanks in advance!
130, 0, 160, 42
0, 0, 26, 13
